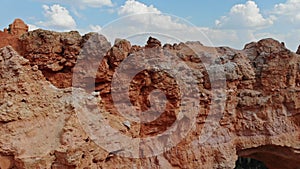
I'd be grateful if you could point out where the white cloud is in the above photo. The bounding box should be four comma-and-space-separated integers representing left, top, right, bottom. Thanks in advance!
76, 0, 113, 8
216, 1, 273, 29
116, 0, 189, 31
28, 24, 39, 31
255, 30, 300, 51
101, 0, 246, 48
212, 0, 300, 50
39, 4, 76, 31
199, 28, 244, 48
97, 0, 297, 50
118, 0, 160, 15
78, 25, 102, 35
94, 0, 243, 49
89, 25, 102, 32
273, 0, 300, 25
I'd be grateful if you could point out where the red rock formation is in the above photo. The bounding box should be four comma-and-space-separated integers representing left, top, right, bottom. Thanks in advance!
0, 19, 28, 50
145, 36, 161, 48
0, 20, 299, 168
7, 19, 28, 36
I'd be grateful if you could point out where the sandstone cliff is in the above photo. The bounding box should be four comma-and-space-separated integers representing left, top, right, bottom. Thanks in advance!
0, 20, 299, 169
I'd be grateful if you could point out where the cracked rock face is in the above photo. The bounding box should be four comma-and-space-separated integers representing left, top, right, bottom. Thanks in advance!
0, 26, 299, 169
0, 19, 28, 51
6, 19, 28, 36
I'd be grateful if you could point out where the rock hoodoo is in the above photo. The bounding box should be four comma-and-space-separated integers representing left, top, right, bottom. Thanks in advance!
4, 18, 28, 36
0, 19, 28, 50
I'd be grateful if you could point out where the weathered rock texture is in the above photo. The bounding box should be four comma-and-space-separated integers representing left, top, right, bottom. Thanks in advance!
5, 19, 28, 36
0, 19, 28, 50
0, 20, 300, 169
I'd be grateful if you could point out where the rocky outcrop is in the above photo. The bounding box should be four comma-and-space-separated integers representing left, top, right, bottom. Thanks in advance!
5, 19, 28, 36
18, 30, 84, 88
0, 19, 28, 51
0, 21, 300, 168
145, 36, 162, 48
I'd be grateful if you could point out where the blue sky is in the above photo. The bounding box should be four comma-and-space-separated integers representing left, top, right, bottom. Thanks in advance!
1, 0, 300, 50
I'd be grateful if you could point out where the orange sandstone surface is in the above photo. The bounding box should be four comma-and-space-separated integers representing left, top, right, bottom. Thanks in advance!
0, 19, 299, 169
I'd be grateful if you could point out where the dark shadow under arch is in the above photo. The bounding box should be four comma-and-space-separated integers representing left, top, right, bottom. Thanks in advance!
236, 145, 300, 169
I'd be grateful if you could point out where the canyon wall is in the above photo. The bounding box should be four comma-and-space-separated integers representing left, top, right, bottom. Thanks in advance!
0, 19, 299, 169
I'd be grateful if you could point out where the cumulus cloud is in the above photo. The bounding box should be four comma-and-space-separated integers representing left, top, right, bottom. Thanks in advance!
107, 0, 300, 50
28, 24, 39, 31
118, 0, 160, 15
215, 1, 273, 29
273, 0, 300, 25
93, 0, 245, 48
106, 0, 250, 48
90, 0, 289, 50
39, 4, 76, 30
116, 0, 189, 31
